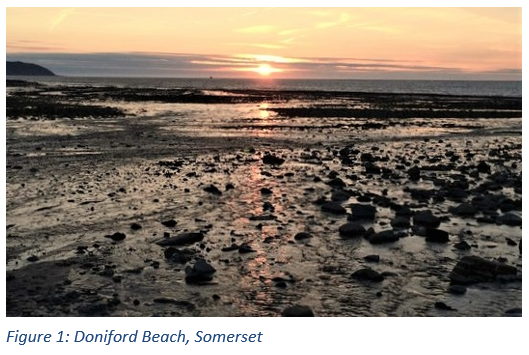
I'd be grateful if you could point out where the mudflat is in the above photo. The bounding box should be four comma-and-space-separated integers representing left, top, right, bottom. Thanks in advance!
6, 81, 522, 316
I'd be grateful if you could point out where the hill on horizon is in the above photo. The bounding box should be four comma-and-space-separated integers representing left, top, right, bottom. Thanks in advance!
7, 61, 56, 76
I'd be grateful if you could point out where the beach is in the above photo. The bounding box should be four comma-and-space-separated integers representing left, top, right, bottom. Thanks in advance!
5, 79, 522, 317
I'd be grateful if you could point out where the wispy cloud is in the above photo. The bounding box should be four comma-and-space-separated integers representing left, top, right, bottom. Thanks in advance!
235, 25, 275, 34
316, 13, 350, 29
48, 8, 76, 33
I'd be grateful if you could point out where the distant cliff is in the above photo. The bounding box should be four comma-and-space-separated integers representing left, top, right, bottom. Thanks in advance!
7, 61, 56, 76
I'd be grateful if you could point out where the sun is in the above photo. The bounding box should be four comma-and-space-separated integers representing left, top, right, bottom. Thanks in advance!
254, 64, 281, 76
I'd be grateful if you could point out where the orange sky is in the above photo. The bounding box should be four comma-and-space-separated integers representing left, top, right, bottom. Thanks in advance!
6, 7, 522, 79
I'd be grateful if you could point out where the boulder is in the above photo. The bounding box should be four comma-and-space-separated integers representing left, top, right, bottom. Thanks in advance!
449, 256, 518, 285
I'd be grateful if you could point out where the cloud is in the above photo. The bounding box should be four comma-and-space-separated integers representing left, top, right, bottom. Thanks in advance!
235, 25, 275, 34
4, 52, 521, 80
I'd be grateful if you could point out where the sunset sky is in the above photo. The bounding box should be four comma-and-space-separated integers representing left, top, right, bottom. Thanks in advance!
6, 7, 522, 80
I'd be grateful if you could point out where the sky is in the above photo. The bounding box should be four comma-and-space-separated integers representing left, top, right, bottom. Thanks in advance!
5, 7, 522, 80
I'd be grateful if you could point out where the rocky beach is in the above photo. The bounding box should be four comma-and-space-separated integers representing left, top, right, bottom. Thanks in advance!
5, 79, 522, 316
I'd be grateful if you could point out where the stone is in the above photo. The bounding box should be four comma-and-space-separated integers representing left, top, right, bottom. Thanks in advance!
130, 223, 142, 230
391, 216, 410, 229
105, 232, 126, 241
203, 184, 222, 195
453, 241, 472, 251
161, 219, 177, 228
156, 232, 204, 246
262, 154, 285, 165
506, 238, 517, 246
363, 254, 380, 263
435, 301, 456, 311
497, 212, 522, 226
450, 203, 477, 217
294, 232, 312, 241
368, 230, 399, 244
185, 259, 216, 284
348, 204, 376, 220
238, 243, 255, 253
163, 247, 194, 264
282, 305, 315, 317
477, 161, 491, 174
351, 269, 384, 282
408, 166, 421, 181
331, 189, 351, 202
338, 222, 366, 238
321, 201, 346, 215
425, 228, 450, 243
413, 211, 441, 228
449, 255, 518, 285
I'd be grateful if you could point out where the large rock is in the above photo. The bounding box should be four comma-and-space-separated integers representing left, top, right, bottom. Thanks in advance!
338, 222, 366, 238
413, 211, 441, 228
185, 259, 216, 284
497, 212, 522, 226
156, 232, 204, 246
450, 203, 477, 217
449, 256, 518, 285
321, 201, 346, 215
282, 305, 315, 317
351, 269, 384, 282
368, 230, 399, 244
348, 204, 376, 220
425, 228, 450, 243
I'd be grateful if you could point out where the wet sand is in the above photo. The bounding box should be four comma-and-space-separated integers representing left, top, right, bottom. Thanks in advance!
6, 81, 522, 316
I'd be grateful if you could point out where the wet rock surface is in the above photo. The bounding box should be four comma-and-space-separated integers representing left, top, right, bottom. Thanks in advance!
6, 83, 521, 316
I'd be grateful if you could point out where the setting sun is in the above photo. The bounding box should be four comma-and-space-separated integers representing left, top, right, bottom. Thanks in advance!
254, 64, 281, 76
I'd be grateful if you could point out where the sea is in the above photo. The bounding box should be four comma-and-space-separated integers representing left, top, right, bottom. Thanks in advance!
8, 76, 522, 98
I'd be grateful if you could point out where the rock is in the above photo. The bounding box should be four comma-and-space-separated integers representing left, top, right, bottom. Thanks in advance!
156, 232, 204, 246
238, 243, 255, 253
204, 184, 222, 195
225, 183, 235, 191
351, 269, 384, 282
447, 284, 467, 295
260, 187, 273, 195
130, 223, 142, 230
294, 232, 312, 241
454, 241, 472, 251
262, 201, 274, 212
390, 216, 410, 229
27, 255, 39, 262
497, 212, 522, 226
321, 201, 346, 215
163, 247, 194, 263
368, 230, 399, 244
185, 259, 216, 284
348, 204, 376, 220
425, 228, 450, 243
282, 305, 315, 317
262, 154, 285, 165
338, 222, 366, 238
477, 161, 491, 174
327, 178, 346, 188
105, 232, 126, 241
435, 301, 456, 311
504, 308, 522, 317
506, 238, 517, 246
221, 243, 239, 252
161, 219, 178, 228
449, 255, 518, 285
363, 254, 380, 263
331, 190, 351, 202
408, 166, 421, 181
450, 203, 477, 217
395, 205, 413, 217
413, 211, 441, 228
